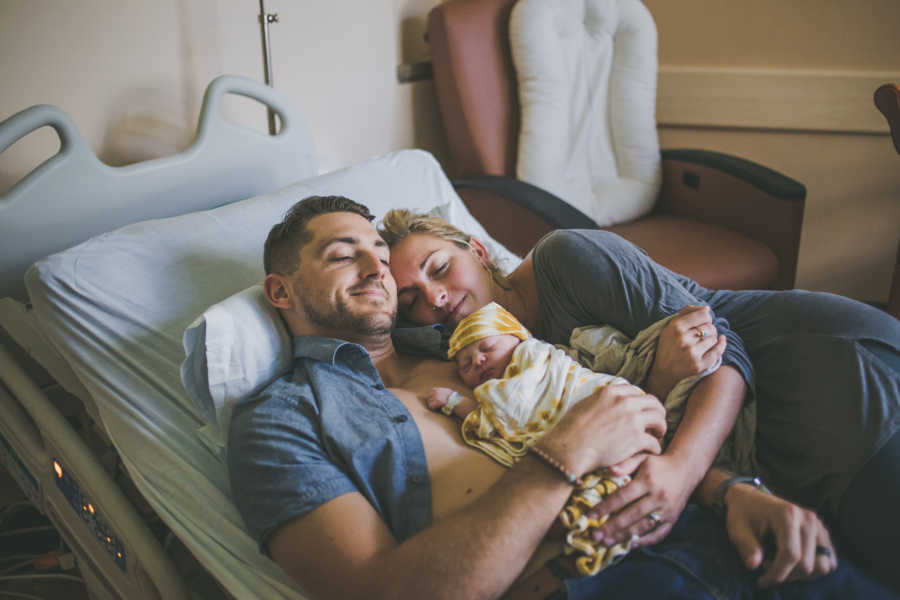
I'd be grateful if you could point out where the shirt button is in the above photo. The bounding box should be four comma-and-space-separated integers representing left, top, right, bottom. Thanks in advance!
410, 474, 427, 484
392, 415, 408, 423
373, 383, 385, 390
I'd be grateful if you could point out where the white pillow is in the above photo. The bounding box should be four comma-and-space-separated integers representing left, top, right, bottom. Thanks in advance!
179, 149, 521, 454
181, 285, 292, 457
510, 0, 662, 226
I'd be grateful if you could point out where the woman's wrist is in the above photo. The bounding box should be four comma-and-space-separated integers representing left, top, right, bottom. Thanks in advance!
645, 367, 676, 400
661, 441, 711, 492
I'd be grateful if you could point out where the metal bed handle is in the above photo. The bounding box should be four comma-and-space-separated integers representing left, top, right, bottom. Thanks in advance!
0, 104, 84, 156
196, 74, 297, 142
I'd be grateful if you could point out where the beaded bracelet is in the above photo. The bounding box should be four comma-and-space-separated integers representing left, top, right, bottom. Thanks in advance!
528, 444, 583, 487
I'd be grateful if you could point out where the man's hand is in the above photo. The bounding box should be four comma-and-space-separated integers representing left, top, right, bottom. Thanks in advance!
724, 484, 837, 587
588, 452, 692, 548
541, 383, 666, 478
647, 305, 726, 398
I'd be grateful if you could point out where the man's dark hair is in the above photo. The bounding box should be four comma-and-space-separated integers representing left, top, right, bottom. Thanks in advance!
263, 195, 374, 275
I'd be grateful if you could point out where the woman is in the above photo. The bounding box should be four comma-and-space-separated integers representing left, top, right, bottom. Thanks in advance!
380, 210, 900, 591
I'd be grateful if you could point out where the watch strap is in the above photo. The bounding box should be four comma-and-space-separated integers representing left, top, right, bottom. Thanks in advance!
712, 476, 770, 517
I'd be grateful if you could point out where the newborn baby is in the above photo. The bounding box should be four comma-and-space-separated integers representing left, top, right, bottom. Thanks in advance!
427, 302, 637, 575
425, 301, 749, 575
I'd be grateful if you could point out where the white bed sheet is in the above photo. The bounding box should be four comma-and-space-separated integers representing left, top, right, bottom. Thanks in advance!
24, 149, 520, 599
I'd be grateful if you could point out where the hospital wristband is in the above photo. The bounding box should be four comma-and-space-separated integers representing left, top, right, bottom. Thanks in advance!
528, 444, 584, 487
441, 391, 463, 416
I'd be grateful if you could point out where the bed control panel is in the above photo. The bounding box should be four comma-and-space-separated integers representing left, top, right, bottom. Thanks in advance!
52, 458, 127, 572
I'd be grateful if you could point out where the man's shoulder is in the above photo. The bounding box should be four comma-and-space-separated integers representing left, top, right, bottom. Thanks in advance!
228, 366, 321, 438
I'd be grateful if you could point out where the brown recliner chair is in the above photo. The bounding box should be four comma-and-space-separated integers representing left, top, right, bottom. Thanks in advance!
874, 83, 900, 319
427, 0, 806, 290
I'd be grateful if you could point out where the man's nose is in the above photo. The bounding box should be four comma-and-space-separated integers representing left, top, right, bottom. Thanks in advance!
360, 251, 387, 279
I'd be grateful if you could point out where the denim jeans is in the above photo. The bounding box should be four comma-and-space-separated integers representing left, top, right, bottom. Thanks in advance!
555, 504, 897, 600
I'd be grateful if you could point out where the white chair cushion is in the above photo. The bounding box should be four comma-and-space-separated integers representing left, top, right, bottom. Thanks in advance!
511, 0, 662, 227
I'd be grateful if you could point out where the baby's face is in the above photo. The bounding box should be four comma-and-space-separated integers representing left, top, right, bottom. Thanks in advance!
454, 333, 521, 388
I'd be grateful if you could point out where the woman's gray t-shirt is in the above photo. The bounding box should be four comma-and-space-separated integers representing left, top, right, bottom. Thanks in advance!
531, 229, 900, 515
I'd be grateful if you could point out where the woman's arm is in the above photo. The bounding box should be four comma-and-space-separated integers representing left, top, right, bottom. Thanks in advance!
644, 305, 727, 399
528, 231, 754, 542
590, 365, 746, 545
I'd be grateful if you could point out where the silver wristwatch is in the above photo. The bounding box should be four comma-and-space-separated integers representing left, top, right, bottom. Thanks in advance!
712, 475, 770, 517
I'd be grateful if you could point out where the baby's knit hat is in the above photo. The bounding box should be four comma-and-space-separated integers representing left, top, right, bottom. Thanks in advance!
447, 301, 531, 358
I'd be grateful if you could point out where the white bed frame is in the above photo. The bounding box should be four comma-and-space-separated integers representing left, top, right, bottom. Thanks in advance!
0, 75, 317, 600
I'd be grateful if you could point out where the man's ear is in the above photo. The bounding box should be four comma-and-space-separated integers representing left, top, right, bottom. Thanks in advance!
264, 273, 292, 310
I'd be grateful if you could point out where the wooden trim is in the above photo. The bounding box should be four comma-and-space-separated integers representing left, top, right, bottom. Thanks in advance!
657, 66, 900, 134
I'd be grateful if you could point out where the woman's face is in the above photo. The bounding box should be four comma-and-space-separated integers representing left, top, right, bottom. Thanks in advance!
389, 233, 495, 327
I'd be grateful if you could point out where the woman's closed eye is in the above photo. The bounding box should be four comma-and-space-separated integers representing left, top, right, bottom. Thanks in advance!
430, 261, 449, 278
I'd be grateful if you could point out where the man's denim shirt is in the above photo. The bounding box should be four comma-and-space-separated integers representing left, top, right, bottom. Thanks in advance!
228, 336, 432, 554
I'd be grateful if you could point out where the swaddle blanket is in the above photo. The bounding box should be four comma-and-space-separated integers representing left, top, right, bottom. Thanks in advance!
460, 337, 633, 575
458, 313, 757, 575
567, 315, 757, 476
462, 338, 627, 463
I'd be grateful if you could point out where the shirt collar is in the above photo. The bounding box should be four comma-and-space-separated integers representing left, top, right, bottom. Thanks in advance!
292, 335, 369, 365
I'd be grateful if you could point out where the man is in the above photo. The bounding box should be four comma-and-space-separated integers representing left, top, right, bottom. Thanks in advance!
228, 196, 872, 600
229, 195, 667, 599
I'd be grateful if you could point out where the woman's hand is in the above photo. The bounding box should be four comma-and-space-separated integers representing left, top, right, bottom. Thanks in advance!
587, 453, 693, 548
646, 305, 726, 398
724, 483, 837, 587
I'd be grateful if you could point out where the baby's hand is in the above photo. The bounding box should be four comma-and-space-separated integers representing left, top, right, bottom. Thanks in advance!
425, 387, 455, 412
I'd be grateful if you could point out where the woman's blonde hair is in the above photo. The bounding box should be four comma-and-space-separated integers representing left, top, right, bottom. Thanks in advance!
379, 209, 510, 288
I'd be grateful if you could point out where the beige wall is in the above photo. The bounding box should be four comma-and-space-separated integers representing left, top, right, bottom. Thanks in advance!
644, 0, 900, 302
1, 0, 898, 302
0, 0, 448, 185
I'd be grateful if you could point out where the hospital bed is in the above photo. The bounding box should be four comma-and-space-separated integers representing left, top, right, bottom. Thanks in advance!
0, 75, 520, 599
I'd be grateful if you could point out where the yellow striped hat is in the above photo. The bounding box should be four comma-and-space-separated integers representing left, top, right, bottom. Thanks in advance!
447, 302, 531, 359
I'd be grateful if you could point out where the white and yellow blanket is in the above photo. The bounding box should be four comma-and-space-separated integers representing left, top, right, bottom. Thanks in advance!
460, 316, 757, 575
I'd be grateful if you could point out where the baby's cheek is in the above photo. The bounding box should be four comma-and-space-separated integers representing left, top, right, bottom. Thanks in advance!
460, 371, 479, 389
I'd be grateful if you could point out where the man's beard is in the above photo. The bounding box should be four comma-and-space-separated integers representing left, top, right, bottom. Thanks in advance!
300, 289, 397, 337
